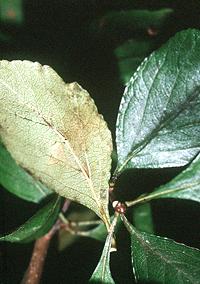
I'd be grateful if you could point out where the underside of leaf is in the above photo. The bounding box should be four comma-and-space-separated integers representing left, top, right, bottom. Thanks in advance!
0, 60, 112, 227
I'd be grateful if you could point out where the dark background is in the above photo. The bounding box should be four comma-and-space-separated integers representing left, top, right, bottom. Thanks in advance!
0, 1, 200, 283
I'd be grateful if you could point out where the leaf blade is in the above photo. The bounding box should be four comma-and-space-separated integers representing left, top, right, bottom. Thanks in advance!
133, 203, 154, 234
123, 216, 200, 284
116, 29, 200, 174
0, 197, 61, 243
0, 60, 112, 225
152, 152, 200, 203
0, 143, 52, 203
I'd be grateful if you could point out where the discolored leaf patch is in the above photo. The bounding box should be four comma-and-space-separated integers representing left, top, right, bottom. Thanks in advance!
0, 60, 112, 227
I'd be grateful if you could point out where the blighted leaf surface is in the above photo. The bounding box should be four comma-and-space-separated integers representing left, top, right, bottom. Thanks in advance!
123, 217, 200, 284
0, 197, 61, 243
0, 143, 52, 203
152, 152, 200, 202
0, 60, 112, 226
116, 29, 200, 174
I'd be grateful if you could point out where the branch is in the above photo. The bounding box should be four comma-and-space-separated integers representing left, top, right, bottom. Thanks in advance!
21, 199, 71, 284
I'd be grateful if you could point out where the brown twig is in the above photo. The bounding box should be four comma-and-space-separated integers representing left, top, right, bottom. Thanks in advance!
21, 199, 71, 284
21, 229, 54, 284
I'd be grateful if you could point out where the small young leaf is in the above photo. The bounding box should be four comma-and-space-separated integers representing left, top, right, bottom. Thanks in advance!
152, 152, 200, 202
89, 216, 118, 284
133, 203, 154, 234
123, 216, 200, 284
116, 29, 200, 174
0, 143, 52, 203
0, 197, 61, 243
0, 60, 112, 227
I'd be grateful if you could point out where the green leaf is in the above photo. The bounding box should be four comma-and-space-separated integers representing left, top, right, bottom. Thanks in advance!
152, 152, 200, 203
91, 8, 173, 37
114, 39, 155, 85
116, 29, 200, 174
123, 216, 200, 284
0, 60, 112, 227
133, 203, 154, 234
82, 215, 122, 242
0, 0, 24, 25
0, 143, 52, 203
0, 197, 61, 243
89, 216, 118, 284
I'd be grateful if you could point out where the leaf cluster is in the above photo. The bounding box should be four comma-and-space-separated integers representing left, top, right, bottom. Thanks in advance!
0, 28, 200, 283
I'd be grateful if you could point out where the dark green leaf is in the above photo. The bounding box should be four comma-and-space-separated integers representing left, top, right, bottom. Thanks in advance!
89, 216, 118, 283
133, 203, 154, 233
0, 0, 24, 25
91, 8, 173, 39
152, 152, 200, 203
0, 143, 52, 203
116, 29, 200, 174
0, 197, 61, 243
123, 216, 200, 284
115, 39, 155, 85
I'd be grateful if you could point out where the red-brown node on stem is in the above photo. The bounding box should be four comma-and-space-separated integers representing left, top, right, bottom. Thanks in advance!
112, 201, 127, 214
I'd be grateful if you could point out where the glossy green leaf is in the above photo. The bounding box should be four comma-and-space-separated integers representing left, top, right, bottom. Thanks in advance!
89, 217, 118, 283
0, 60, 112, 227
133, 203, 154, 234
0, 197, 61, 243
123, 216, 200, 284
0, 143, 52, 203
116, 29, 200, 174
152, 152, 200, 202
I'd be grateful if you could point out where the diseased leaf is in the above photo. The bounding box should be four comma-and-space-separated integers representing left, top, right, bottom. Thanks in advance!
89, 216, 118, 284
116, 29, 200, 174
133, 203, 154, 234
0, 60, 112, 227
0, 197, 61, 243
152, 152, 200, 203
0, 143, 52, 203
123, 216, 200, 284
